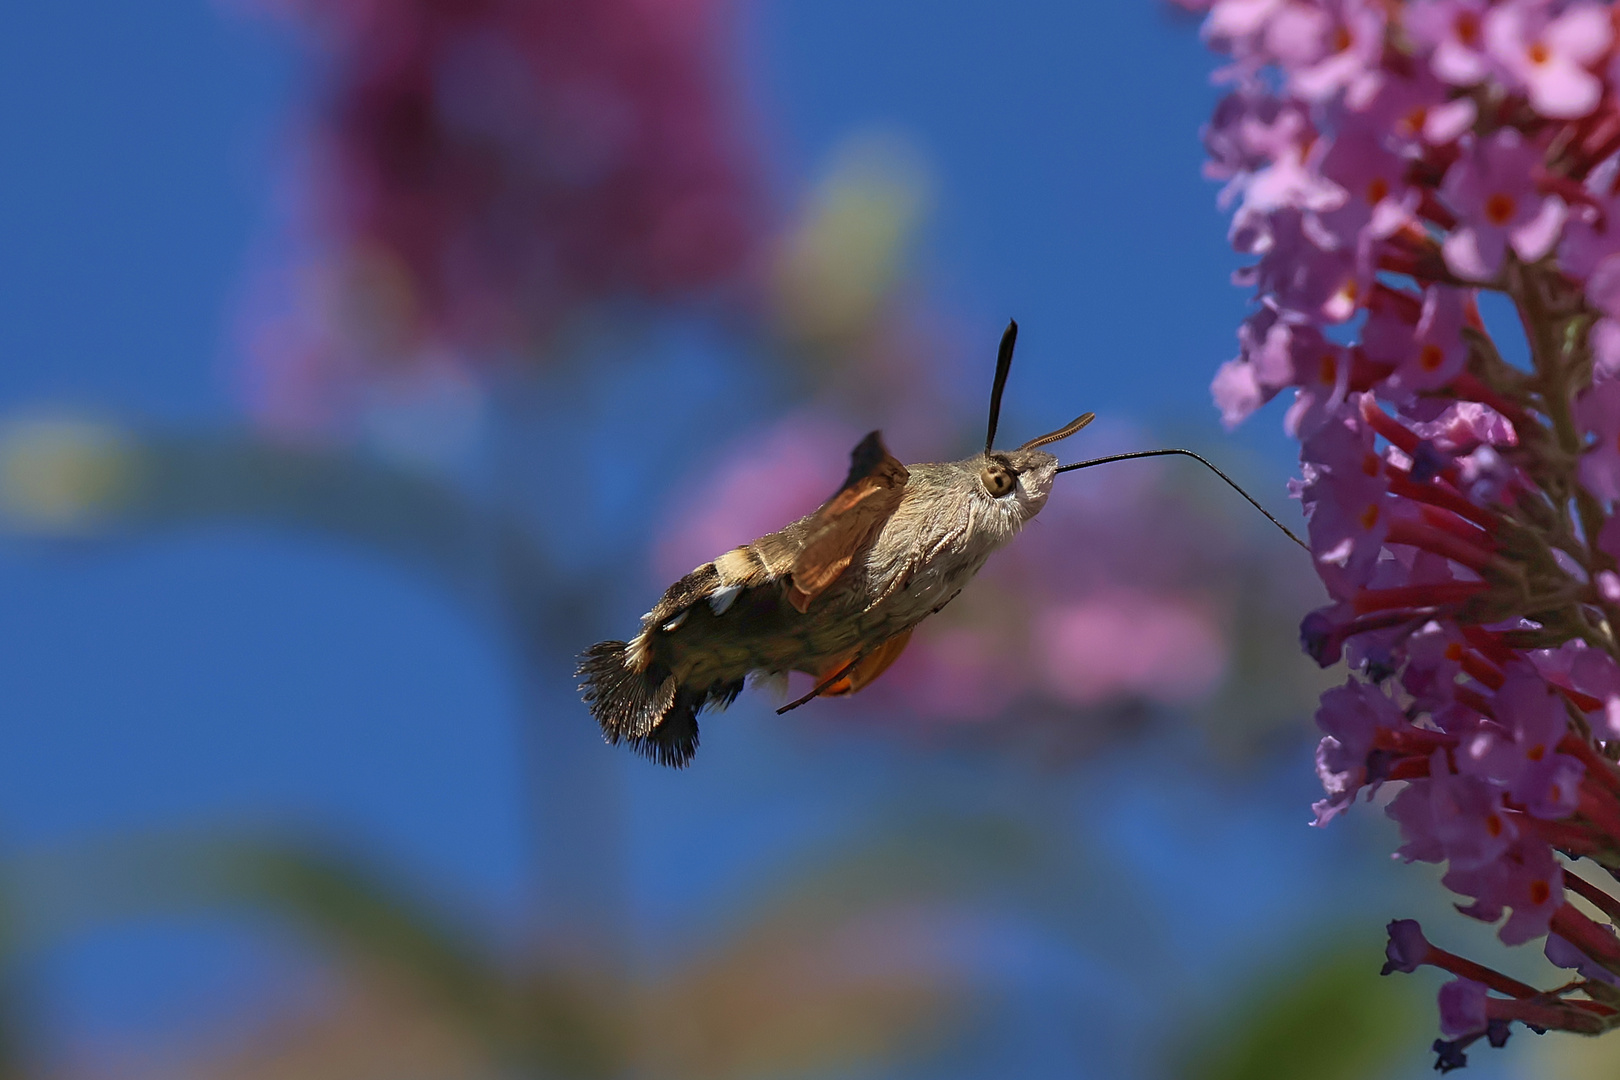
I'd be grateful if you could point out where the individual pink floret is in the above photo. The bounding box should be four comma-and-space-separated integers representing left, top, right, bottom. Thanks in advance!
1440, 129, 1567, 280
1395, 287, 1471, 394
1407, 0, 1496, 86
1442, 837, 1564, 945
1485, 0, 1613, 120
1437, 978, 1490, 1039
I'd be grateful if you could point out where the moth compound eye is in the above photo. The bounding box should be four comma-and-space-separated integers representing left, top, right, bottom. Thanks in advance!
980, 465, 1015, 497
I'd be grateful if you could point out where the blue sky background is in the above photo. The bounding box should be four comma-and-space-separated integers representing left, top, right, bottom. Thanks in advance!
0, 2, 1558, 1077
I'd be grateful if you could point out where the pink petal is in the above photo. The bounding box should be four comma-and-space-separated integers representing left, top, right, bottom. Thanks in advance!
1580, 446, 1620, 501
1212, 359, 1263, 427
1594, 318, 1620, 376
1509, 196, 1567, 262
1265, 4, 1332, 68
1528, 61, 1603, 119
1585, 255, 1620, 319
1369, 191, 1419, 238
1205, 0, 1285, 40
1424, 97, 1478, 144
1444, 225, 1508, 280
1549, 3, 1614, 65
1432, 38, 1491, 86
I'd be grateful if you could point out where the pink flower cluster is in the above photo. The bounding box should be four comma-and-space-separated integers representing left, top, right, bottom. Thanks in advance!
246, 0, 760, 394
1180, 0, 1620, 1065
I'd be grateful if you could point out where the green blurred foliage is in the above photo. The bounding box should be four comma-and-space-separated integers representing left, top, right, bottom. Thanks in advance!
1177, 944, 1432, 1080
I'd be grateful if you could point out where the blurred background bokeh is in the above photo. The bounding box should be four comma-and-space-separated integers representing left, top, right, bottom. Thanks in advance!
0, 1, 1609, 1077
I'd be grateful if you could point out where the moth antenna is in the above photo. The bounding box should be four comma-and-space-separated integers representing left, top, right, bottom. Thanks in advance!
1056, 449, 1309, 552
1018, 411, 1095, 451
984, 319, 1017, 456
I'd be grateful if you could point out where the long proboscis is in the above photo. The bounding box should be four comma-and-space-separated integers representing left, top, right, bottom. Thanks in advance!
1056, 449, 1309, 552
984, 319, 1018, 456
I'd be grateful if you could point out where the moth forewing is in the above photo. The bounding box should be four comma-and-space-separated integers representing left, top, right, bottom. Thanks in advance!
787, 432, 909, 612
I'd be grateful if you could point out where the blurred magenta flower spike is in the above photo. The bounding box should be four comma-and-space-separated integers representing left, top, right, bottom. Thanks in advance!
246, 0, 762, 393
1178, 0, 1620, 1066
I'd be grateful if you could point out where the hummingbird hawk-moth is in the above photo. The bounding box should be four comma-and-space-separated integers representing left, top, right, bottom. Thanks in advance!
579, 321, 1303, 767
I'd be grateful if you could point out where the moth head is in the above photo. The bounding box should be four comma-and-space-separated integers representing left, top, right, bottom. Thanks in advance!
976, 319, 1091, 518
975, 434, 1077, 518
973, 320, 1310, 553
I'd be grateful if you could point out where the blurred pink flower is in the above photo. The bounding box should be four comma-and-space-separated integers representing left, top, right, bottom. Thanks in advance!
1182, 0, 1620, 1059
651, 416, 855, 582
1035, 592, 1228, 707
877, 627, 1018, 722
238, 0, 765, 429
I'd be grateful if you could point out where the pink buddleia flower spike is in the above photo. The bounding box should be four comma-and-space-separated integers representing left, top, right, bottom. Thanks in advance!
1179, 0, 1620, 1061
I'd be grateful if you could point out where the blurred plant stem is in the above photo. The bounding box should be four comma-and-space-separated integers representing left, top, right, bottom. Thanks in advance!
0, 420, 636, 933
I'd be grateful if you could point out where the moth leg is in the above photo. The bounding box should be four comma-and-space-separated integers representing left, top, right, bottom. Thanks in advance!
820, 628, 914, 696
866, 520, 968, 612
776, 653, 864, 715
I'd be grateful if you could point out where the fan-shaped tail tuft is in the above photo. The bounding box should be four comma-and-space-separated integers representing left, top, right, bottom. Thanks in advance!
578, 642, 742, 768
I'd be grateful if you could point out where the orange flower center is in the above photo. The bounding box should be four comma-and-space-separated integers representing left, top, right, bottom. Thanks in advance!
1445, 642, 1466, 661
1485, 192, 1517, 225
1367, 177, 1391, 204
1456, 12, 1480, 45
1528, 40, 1551, 65
1486, 813, 1503, 838
1530, 879, 1551, 905
1359, 503, 1382, 531
1320, 352, 1338, 385
1419, 343, 1446, 371
1528, 744, 1546, 762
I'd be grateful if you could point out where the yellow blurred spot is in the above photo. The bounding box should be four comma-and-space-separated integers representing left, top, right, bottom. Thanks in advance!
771, 130, 933, 345
0, 417, 136, 531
